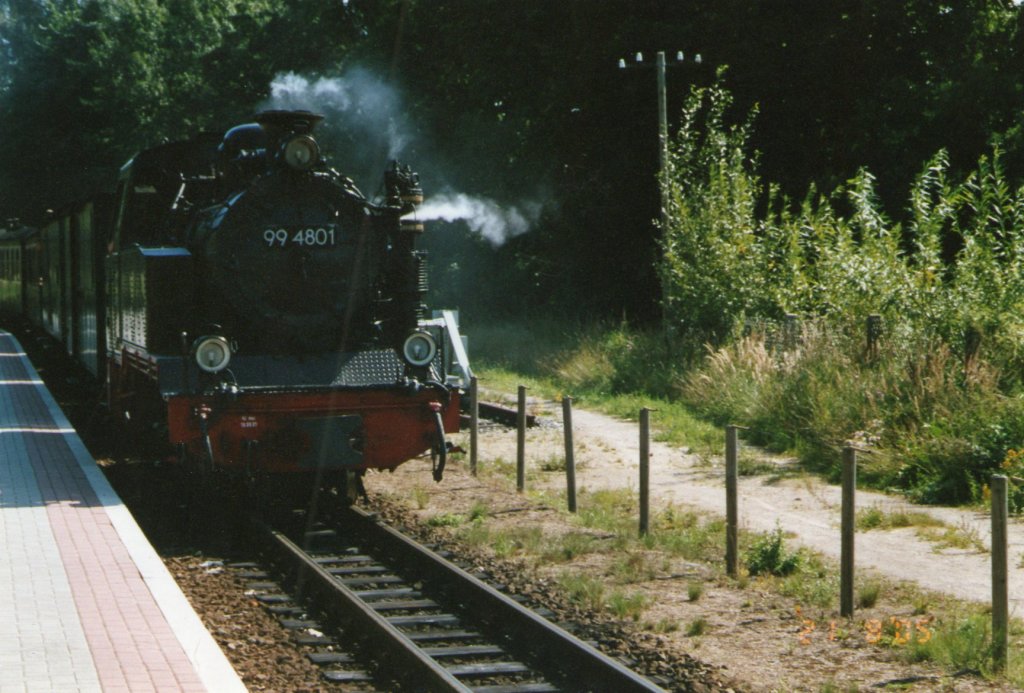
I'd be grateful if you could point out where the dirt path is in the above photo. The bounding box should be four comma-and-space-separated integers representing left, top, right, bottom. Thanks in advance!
482, 397, 1024, 614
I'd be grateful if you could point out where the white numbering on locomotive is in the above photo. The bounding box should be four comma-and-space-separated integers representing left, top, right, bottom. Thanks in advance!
263, 226, 338, 248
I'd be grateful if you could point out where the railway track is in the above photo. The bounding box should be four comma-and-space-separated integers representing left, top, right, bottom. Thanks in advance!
249, 503, 665, 692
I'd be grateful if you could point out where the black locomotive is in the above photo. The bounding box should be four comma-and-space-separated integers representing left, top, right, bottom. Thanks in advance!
0, 110, 469, 485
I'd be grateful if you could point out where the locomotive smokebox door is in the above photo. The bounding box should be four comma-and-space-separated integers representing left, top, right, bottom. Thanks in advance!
294, 415, 364, 469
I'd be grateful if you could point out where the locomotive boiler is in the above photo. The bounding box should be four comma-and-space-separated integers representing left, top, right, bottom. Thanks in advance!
103, 110, 469, 484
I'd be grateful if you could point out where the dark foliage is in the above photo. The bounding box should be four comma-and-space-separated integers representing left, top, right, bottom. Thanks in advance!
2, 0, 1023, 320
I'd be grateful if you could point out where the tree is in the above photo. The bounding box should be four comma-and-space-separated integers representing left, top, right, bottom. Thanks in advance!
0, 0, 364, 222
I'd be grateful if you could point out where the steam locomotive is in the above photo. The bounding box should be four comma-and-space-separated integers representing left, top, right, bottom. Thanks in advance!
0, 110, 470, 487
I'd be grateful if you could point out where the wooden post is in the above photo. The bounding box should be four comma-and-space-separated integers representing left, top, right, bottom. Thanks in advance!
784, 313, 800, 350
639, 408, 650, 536
964, 325, 981, 374
469, 376, 479, 476
725, 425, 739, 576
516, 385, 526, 493
563, 396, 577, 513
992, 474, 1009, 672
840, 447, 857, 618
866, 314, 881, 360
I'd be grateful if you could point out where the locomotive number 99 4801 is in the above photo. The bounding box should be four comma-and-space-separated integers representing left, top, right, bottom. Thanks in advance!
263, 226, 337, 248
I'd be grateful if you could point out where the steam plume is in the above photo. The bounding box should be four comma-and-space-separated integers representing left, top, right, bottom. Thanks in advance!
415, 194, 541, 247
263, 69, 543, 245
264, 70, 411, 184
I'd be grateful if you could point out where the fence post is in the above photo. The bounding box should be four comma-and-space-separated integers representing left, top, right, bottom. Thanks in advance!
784, 313, 800, 350
516, 385, 526, 492
469, 376, 479, 476
725, 425, 739, 576
840, 447, 857, 618
639, 408, 651, 536
563, 396, 577, 513
866, 314, 881, 360
992, 474, 1009, 672
964, 324, 982, 374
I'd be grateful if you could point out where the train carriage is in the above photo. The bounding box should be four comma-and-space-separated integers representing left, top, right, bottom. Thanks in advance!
0, 223, 35, 317
22, 199, 112, 375
72, 198, 112, 377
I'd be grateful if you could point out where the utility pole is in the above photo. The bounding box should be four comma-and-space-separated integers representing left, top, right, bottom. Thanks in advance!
657, 51, 669, 234
618, 50, 702, 341
618, 51, 701, 234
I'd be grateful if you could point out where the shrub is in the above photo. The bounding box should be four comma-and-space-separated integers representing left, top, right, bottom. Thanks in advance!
745, 525, 801, 577
661, 81, 1024, 506
910, 613, 993, 673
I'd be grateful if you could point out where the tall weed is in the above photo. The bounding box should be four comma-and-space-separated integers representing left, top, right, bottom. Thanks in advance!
662, 80, 1024, 504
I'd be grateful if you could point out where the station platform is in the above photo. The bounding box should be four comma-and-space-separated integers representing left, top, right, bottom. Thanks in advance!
0, 330, 246, 693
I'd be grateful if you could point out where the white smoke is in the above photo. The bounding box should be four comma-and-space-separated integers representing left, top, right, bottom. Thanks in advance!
264, 70, 543, 246
415, 193, 541, 246
265, 70, 411, 163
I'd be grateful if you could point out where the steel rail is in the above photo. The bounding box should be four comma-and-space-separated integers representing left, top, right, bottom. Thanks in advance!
253, 519, 472, 692
343, 505, 665, 693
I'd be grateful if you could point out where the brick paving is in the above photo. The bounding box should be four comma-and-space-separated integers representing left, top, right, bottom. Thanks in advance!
0, 330, 245, 692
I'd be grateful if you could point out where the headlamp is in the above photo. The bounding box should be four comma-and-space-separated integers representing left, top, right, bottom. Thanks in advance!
193, 336, 232, 373
402, 331, 437, 367
282, 135, 319, 171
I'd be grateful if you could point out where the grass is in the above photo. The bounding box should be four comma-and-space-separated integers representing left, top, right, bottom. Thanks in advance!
745, 525, 801, 577
557, 572, 606, 612
778, 557, 838, 609
906, 611, 995, 673
855, 504, 944, 531
471, 319, 723, 459
737, 450, 782, 476
607, 590, 651, 621
539, 531, 606, 562
555, 568, 654, 622
536, 454, 566, 472
915, 522, 988, 553
411, 485, 430, 509
686, 616, 709, 637
644, 617, 680, 633
426, 512, 465, 527
609, 551, 655, 584
854, 504, 988, 553
857, 581, 881, 609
